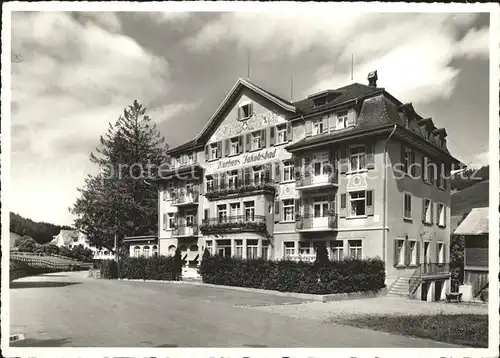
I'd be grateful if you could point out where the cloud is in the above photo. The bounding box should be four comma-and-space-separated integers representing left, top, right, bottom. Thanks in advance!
185, 12, 488, 104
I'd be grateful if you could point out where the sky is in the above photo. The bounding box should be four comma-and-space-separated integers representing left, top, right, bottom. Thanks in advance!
10, 9, 491, 226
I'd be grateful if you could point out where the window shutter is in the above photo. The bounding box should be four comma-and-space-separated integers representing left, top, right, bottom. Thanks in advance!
303, 197, 310, 216
347, 110, 355, 127
260, 129, 267, 148
411, 151, 416, 176
287, 122, 293, 141
393, 240, 399, 267
401, 144, 406, 173
366, 190, 374, 216
305, 120, 312, 136
294, 197, 301, 216
430, 201, 434, 224
237, 106, 242, 120
173, 213, 178, 228
294, 156, 301, 179
416, 241, 421, 264
443, 204, 447, 227
422, 199, 426, 223
275, 162, 281, 182
270, 127, 275, 146
322, 116, 328, 133
204, 209, 209, 222
339, 148, 349, 174
443, 243, 447, 263
339, 193, 347, 218
329, 114, 336, 131
366, 143, 375, 170
217, 141, 222, 159
280, 201, 284, 222
421, 156, 426, 182
264, 164, 271, 181
246, 133, 251, 152
205, 145, 209, 161
435, 242, 440, 264
274, 201, 280, 222
238, 135, 243, 154
429, 162, 434, 185
163, 214, 168, 230
225, 139, 230, 157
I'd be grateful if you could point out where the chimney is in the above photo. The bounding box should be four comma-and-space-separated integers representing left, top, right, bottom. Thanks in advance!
367, 70, 378, 87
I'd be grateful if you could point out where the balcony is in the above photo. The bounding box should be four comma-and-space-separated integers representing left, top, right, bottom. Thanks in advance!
205, 178, 276, 201
200, 215, 267, 235
295, 171, 339, 190
421, 263, 450, 278
295, 213, 338, 232
172, 191, 199, 206
172, 225, 200, 238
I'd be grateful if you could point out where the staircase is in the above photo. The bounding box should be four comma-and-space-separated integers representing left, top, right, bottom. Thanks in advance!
387, 276, 411, 297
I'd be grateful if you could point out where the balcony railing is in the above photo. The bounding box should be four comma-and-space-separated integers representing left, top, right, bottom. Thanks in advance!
409, 262, 450, 295
200, 215, 267, 234
295, 213, 338, 231
295, 170, 339, 189
172, 225, 199, 237
172, 191, 199, 206
205, 178, 276, 200
285, 254, 316, 263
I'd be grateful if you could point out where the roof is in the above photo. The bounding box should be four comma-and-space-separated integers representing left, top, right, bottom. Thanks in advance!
453, 207, 489, 235
292, 83, 384, 115
287, 94, 401, 150
51, 230, 80, 246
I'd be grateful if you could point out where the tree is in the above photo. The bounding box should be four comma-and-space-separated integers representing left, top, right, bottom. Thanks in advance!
173, 248, 183, 279
17, 236, 38, 252
450, 211, 469, 291
70, 101, 169, 253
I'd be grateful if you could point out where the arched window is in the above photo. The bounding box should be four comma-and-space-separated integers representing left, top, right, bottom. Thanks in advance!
134, 246, 141, 257
168, 245, 176, 256
143, 246, 150, 257
152, 245, 158, 257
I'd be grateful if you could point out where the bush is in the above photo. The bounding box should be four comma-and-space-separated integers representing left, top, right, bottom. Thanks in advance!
117, 256, 182, 281
314, 245, 329, 264
99, 259, 118, 279
200, 256, 385, 295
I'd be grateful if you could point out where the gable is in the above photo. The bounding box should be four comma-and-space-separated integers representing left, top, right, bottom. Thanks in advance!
207, 89, 289, 144
196, 78, 295, 146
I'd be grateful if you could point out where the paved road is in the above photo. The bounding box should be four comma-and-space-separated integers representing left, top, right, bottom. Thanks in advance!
9, 272, 459, 347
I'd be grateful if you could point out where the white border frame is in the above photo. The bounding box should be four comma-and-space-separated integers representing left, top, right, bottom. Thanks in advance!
1, 2, 499, 358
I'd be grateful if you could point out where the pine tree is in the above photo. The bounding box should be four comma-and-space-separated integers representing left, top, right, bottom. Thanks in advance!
70, 101, 169, 253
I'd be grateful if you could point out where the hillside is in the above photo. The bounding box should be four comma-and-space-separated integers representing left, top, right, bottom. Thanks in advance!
9, 212, 73, 245
451, 180, 489, 232
10, 232, 23, 248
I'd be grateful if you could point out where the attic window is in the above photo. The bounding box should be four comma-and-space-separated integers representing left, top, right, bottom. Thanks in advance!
313, 97, 327, 106
238, 102, 253, 120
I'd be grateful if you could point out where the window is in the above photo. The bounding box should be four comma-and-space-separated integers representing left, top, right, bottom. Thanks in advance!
188, 153, 194, 165
253, 166, 264, 184
230, 137, 239, 155
235, 240, 243, 258
186, 214, 194, 227
404, 193, 412, 220
143, 246, 150, 257
437, 203, 445, 227
230, 202, 240, 218
395, 239, 405, 265
206, 241, 213, 255
423, 198, 432, 224
245, 201, 255, 221
262, 240, 270, 260
313, 119, 324, 135
210, 143, 218, 160
252, 131, 261, 150
337, 111, 348, 129
206, 176, 214, 191
218, 204, 227, 222
313, 153, 329, 176
403, 147, 412, 174
349, 191, 366, 217
228, 170, 238, 189
134, 246, 141, 257
349, 145, 366, 171
438, 243, 444, 264
330, 241, 344, 261
423, 156, 429, 182
168, 183, 175, 200
348, 240, 362, 259
284, 242, 295, 257
152, 245, 158, 257
409, 241, 417, 265
423, 242, 430, 264
246, 239, 258, 259
283, 199, 294, 222
186, 182, 194, 194
167, 213, 175, 230
299, 241, 312, 255
277, 124, 287, 143
314, 196, 330, 218
240, 103, 251, 119
283, 160, 294, 181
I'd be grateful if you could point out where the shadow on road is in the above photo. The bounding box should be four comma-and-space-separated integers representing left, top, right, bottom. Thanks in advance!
10, 281, 82, 289
242, 344, 269, 347
10, 337, 72, 347
156, 343, 179, 347
40, 274, 68, 277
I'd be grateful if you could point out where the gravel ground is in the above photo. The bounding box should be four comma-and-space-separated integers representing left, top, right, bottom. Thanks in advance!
250, 296, 488, 322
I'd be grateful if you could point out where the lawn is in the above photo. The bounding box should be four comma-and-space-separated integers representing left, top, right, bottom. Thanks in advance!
336, 314, 488, 348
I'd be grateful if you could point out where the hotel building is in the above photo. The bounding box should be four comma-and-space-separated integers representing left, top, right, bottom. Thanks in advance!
129, 71, 461, 299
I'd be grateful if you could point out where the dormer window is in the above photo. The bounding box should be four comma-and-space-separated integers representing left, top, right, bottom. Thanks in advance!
187, 153, 194, 165
337, 111, 349, 129
238, 102, 253, 120
313, 118, 324, 135
402, 116, 409, 128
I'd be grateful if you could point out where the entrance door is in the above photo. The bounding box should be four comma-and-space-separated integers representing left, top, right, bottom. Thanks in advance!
434, 281, 443, 301
313, 198, 329, 228
217, 247, 232, 258
421, 281, 428, 301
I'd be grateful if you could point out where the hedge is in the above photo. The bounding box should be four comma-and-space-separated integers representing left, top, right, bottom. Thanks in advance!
94, 259, 118, 279
117, 255, 182, 281
199, 255, 385, 294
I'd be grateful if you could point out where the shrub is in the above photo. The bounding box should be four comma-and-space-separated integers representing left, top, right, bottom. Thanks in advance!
314, 245, 329, 265
100, 259, 118, 279
117, 256, 182, 281
200, 256, 385, 294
